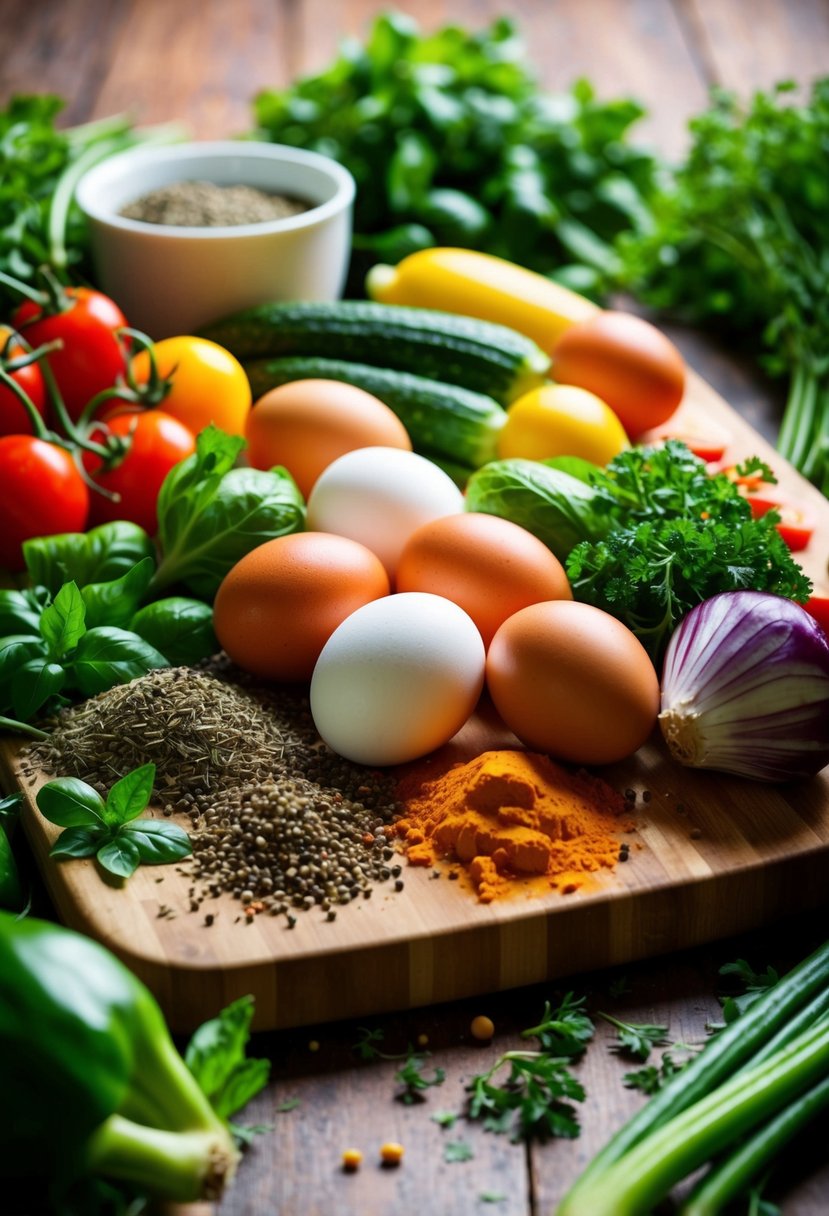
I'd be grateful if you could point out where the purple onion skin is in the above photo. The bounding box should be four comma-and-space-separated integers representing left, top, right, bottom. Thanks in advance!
659, 591, 829, 782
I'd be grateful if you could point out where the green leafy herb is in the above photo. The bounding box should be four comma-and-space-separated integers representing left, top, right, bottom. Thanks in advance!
394, 1050, 445, 1104
565, 442, 811, 662
479, 1193, 507, 1204
351, 1025, 387, 1060
38, 764, 191, 881
443, 1139, 474, 1163
0, 96, 184, 308
252, 14, 658, 294
431, 1110, 458, 1129
597, 1012, 670, 1061
0, 568, 169, 736
129, 597, 217, 666
623, 1050, 687, 1094
151, 425, 305, 600
22, 521, 156, 596
275, 1097, 301, 1113
466, 1051, 586, 1142
716, 958, 781, 1027
616, 78, 829, 494
185, 994, 271, 1123
521, 992, 595, 1057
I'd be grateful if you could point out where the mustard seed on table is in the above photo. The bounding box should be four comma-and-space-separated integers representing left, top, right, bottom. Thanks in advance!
22, 666, 404, 923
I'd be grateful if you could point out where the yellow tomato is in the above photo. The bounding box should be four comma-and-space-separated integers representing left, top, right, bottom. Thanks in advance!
497, 383, 628, 466
131, 337, 252, 437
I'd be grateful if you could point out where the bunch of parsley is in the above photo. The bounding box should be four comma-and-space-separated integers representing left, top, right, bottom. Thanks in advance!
565, 442, 811, 664
616, 79, 829, 493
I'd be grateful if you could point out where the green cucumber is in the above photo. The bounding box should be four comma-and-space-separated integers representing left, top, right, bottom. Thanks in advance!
243, 356, 506, 469
200, 300, 549, 404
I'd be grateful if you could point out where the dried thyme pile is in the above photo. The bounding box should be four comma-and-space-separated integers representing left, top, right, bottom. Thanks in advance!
22, 667, 402, 922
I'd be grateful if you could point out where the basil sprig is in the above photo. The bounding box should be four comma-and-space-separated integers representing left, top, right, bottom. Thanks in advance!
37, 762, 191, 880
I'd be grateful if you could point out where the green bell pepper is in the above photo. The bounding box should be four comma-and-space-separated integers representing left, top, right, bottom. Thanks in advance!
0, 911, 241, 1202
0, 792, 23, 910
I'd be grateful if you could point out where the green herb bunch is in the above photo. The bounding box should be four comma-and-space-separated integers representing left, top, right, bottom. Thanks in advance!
253, 13, 658, 294
616, 78, 829, 492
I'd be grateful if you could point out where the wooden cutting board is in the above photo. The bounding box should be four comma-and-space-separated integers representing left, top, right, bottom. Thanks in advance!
2, 370, 828, 1033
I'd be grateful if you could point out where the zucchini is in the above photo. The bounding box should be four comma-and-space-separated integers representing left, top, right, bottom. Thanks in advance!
200, 300, 549, 404
243, 356, 506, 469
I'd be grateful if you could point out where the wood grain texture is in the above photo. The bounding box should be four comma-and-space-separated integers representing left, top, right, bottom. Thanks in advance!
3, 369, 828, 1037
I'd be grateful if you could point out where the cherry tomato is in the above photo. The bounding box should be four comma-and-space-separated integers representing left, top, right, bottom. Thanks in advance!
639, 418, 731, 464
0, 327, 47, 437
497, 383, 628, 465
551, 311, 686, 439
84, 409, 196, 536
0, 436, 89, 570
804, 593, 829, 638
721, 465, 815, 551
130, 337, 251, 437
13, 287, 127, 423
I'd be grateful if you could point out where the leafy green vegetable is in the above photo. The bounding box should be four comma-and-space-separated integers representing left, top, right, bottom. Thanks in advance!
0, 95, 183, 308
467, 1051, 586, 1142
22, 521, 155, 596
464, 458, 608, 561
150, 426, 305, 600
431, 1110, 458, 1129
597, 1012, 670, 1061
394, 1050, 446, 1104
0, 911, 265, 1203
130, 597, 217, 666
185, 995, 271, 1124
622, 1052, 686, 1096
521, 992, 595, 1057
616, 78, 829, 494
443, 1139, 474, 1163
0, 572, 168, 735
565, 442, 811, 662
38, 763, 191, 880
0, 792, 23, 911
252, 13, 658, 293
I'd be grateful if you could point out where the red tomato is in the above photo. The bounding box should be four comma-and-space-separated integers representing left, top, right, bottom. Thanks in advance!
13, 287, 128, 423
551, 311, 686, 439
721, 465, 815, 551
0, 435, 89, 570
0, 328, 48, 437
639, 418, 731, 464
84, 409, 196, 536
804, 593, 829, 638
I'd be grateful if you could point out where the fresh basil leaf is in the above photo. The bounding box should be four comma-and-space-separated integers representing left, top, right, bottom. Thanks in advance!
11, 659, 66, 720
122, 818, 192, 863
96, 836, 140, 879
130, 597, 216, 665
105, 763, 156, 825
81, 557, 157, 631
69, 627, 167, 697
152, 426, 304, 600
23, 521, 155, 595
0, 589, 42, 637
50, 826, 102, 859
39, 582, 87, 659
185, 994, 270, 1119
0, 635, 48, 696
37, 777, 106, 827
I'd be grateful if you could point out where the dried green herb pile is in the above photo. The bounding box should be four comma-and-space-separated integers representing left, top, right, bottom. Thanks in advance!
22, 666, 402, 921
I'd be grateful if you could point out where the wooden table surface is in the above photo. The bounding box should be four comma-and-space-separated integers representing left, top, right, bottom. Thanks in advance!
3, 2, 829, 1214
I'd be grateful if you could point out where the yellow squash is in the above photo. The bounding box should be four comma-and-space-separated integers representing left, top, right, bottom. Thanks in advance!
366, 248, 600, 356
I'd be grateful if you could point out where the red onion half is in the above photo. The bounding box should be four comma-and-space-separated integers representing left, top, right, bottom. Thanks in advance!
659, 591, 829, 782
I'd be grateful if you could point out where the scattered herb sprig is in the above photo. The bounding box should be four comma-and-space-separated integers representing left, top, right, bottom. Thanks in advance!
520, 991, 595, 1057
597, 1012, 670, 1062
395, 1050, 446, 1104
37, 762, 191, 880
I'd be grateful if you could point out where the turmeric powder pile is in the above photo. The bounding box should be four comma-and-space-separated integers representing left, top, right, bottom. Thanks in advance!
394, 749, 633, 903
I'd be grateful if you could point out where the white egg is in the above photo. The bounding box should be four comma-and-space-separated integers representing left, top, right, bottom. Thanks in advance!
305, 446, 464, 579
310, 592, 486, 766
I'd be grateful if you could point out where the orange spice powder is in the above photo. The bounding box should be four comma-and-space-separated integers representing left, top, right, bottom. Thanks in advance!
393, 749, 634, 903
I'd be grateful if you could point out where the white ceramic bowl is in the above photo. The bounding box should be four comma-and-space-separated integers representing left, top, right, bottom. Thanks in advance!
76, 141, 356, 338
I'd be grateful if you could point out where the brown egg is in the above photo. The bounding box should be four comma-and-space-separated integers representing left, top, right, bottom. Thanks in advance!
245, 379, 412, 498
396, 512, 572, 647
486, 600, 660, 764
213, 531, 390, 682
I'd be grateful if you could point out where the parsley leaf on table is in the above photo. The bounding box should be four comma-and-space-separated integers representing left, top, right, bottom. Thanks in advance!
520, 991, 595, 1057
395, 1050, 446, 1104
597, 1012, 670, 1061
467, 1052, 586, 1142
